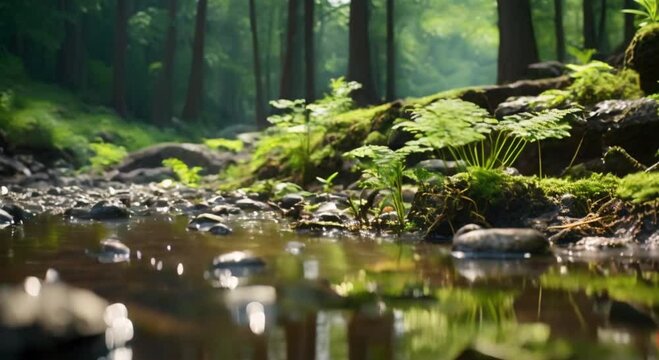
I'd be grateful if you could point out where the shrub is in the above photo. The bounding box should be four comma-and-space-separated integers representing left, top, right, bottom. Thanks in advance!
162, 158, 203, 187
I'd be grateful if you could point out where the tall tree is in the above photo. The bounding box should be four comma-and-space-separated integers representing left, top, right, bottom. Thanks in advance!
304, 0, 315, 104
496, 0, 539, 84
385, 0, 395, 101
554, 0, 566, 62
181, 0, 208, 121
151, 0, 178, 125
57, 0, 84, 90
280, 0, 302, 100
249, 0, 266, 128
583, 0, 597, 49
597, 0, 608, 52
348, 0, 378, 106
112, 0, 129, 117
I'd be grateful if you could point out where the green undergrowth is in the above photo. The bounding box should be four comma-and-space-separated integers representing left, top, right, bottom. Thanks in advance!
0, 57, 184, 165
616, 171, 659, 203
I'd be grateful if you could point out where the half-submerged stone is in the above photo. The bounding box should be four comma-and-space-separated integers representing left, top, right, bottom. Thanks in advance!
98, 238, 131, 263
452, 224, 549, 256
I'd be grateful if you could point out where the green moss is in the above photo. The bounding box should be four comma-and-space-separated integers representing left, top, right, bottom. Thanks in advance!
0, 80, 180, 165
364, 131, 388, 146
88, 142, 128, 171
616, 172, 659, 203
537, 173, 620, 200
540, 64, 643, 107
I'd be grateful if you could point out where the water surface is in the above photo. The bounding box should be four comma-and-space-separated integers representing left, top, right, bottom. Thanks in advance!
1, 214, 658, 359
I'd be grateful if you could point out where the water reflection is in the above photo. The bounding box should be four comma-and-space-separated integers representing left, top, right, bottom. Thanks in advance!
1, 216, 658, 359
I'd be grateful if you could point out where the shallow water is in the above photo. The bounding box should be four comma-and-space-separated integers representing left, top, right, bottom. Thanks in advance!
1, 214, 658, 360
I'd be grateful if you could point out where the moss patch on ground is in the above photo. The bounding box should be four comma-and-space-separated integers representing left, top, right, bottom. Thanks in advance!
408, 169, 656, 241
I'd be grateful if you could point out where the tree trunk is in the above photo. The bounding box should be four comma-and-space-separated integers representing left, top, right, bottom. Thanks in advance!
496, 0, 539, 84
597, 0, 608, 53
151, 0, 178, 125
181, 0, 208, 121
304, 0, 315, 104
112, 0, 129, 117
249, 0, 267, 128
348, 0, 378, 106
385, 0, 395, 101
623, 0, 636, 43
554, 0, 566, 62
280, 0, 301, 100
57, 0, 83, 90
583, 0, 597, 49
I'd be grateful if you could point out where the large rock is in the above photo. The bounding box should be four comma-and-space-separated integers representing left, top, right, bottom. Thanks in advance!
625, 23, 659, 94
452, 225, 549, 255
0, 278, 112, 354
117, 143, 235, 174
586, 98, 659, 165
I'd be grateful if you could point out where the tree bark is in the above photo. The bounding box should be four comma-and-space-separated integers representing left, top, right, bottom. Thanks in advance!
348, 0, 378, 106
583, 0, 597, 49
181, 0, 208, 121
623, 0, 636, 43
249, 0, 267, 128
280, 0, 301, 100
304, 0, 315, 104
385, 0, 395, 101
496, 0, 539, 84
554, 0, 566, 62
112, 0, 129, 117
151, 0, 178, 125
57, 0, 83, 90
597, 0, 608, 53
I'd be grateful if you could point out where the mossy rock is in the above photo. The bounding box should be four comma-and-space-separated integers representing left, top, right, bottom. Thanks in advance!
625, 23, 659, 94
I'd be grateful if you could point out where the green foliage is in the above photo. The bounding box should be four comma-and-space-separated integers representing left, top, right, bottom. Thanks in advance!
254, 78, 361, 184
204, 138, 244, 152
567, 46, 597, 64
395, 99, 580, 174
316, 172, 339, 193
344, 146, 411, 231
616, 172, 659, 203
162, 158, 202, 187
88, 142, 127, 171
623, 0, 659, 28
541, 62, 643, 107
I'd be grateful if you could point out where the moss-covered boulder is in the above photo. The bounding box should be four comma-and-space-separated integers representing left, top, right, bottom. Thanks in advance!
625, 23, 659, 94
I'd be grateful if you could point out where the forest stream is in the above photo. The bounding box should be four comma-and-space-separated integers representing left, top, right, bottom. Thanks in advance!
1, 206, 658, 359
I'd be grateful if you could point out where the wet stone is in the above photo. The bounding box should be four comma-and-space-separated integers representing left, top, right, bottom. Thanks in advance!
315, 212, 343, 224
211, 205, 241, 216
279, 194, 304, 209
86, 201, 130, 220
452, 224, 549, 255
0, 208, 14, 229
235, 198, 270, 212
209, 251, 266, 279
98, 239, 131, 263
209, 223, 233, 236
188, 213, 225, 231
0, 279, 110, 352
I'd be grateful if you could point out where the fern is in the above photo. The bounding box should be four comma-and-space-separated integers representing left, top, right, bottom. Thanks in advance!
89, 142, 127, 171
623, 0, 659, 28
395, 99, 581, 175
162, 158, 202, 187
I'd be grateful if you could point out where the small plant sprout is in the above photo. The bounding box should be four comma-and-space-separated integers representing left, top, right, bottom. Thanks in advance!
623, 0, 659, 28
316, 172, 339, 193
345, 145, 414, 232
162, 158, 203, 187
